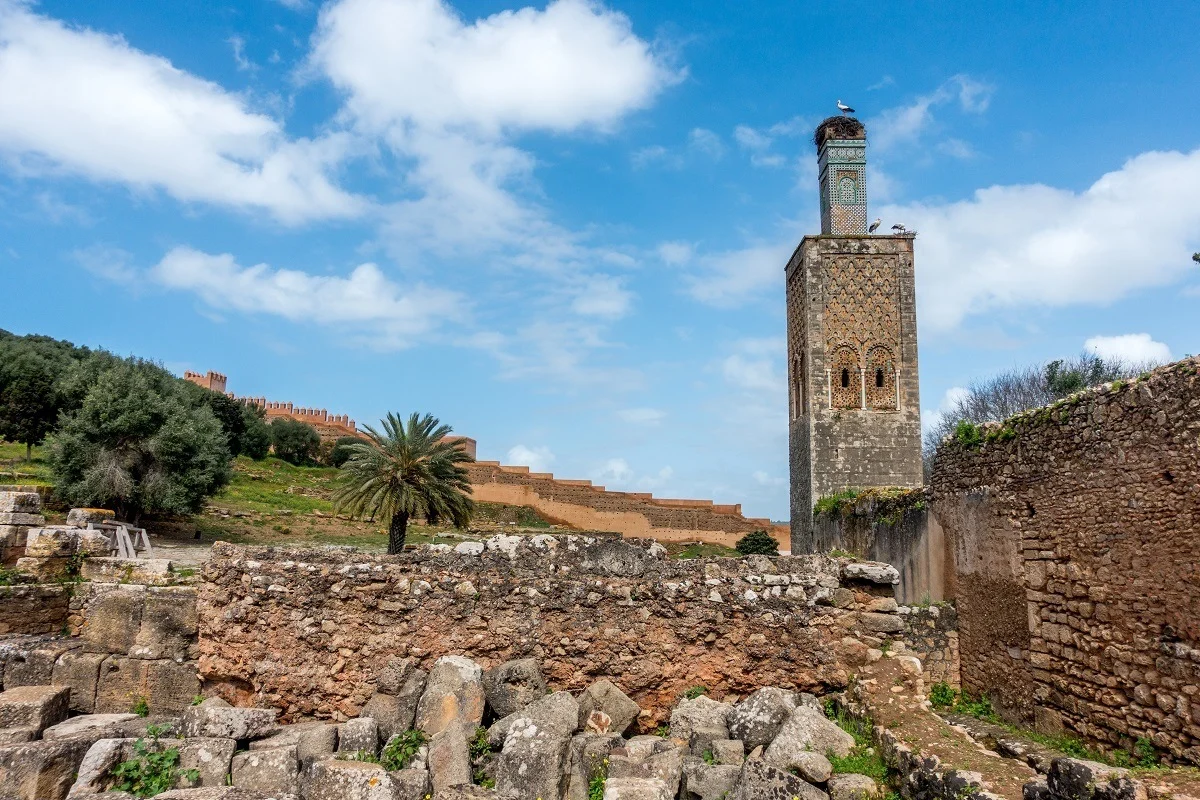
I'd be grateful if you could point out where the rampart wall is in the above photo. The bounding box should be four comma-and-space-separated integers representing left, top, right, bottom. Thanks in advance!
467, 462, 788, 548
930, 357, 1200, 764
197, 539, 927, 724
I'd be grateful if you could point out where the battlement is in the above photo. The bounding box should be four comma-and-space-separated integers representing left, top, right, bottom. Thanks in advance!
183, 370, 227, 394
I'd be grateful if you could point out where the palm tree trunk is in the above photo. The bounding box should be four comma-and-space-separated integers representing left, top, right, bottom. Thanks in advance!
25, 442, 32, 461
387, 512, 409, 555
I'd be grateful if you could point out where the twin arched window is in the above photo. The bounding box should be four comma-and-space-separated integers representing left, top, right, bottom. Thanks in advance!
828, 345, 898, 410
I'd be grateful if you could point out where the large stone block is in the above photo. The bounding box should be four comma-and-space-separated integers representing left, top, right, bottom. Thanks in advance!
488, 691, 579, 747
0, 685, 71, 733
578, 679, 641, 735
3, 638, 81, 688
52, 650, 108, 713
66, 509, 116, 528
0, 513, 49, 528
66, 736, 135, 797
734, 759, 828, 800
681, 760, 740, 800
0, 737, 92, 800
427, 725, 471, 795
361, 694, 412, 745
95, 657, 200, 716
181, 698, 278, 741
230, 745, 299, 796
563, 733, 624, 800
131, 588, 198, 661
0, 492, 42, 514
493, 717, 571, 800
728, 687, 797, 750
338, 717, 379, 757
42, 713, 140, 744
414, 655, 484, 738
763, 706, 854, 762
602, 777, 672, 800
177, 737, 237, 788
669, 696, 732, 755
83, 588, 145, 655
307, 759, 400, 800
482, 658, 548, 717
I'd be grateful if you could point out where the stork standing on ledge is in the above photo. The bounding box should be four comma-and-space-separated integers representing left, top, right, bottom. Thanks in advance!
891, 223, 908, 234
837, 99, 855, 115
868, 218, 881, 234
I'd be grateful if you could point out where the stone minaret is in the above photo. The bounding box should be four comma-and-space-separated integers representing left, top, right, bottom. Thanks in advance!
786, 116, 923, 552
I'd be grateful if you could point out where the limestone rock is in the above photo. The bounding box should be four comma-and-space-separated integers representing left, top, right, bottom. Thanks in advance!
66, 508, 116, 528
0, 737, 92, 800
392, 768, 433, 800
827, 773, 880, 800
363, 693, 414, 745
776, 750, 833, 785
415, 656, 485, 738
155, 789, 277, 799
488, 691, 579, 748
482, 658, 548, 717
43, 714, 140, 744
577, 679, 640, 735
307, 759, 399, 800
763, 706, 855, 761
710, 739, 744, 766
181, 699, 279, 741
176, 738, 236, 789
563, 732, 624, 800
130, 589, 198, 661
247, 720, 328, 750
432, 785, 498, 800
1048, 758, 1138, 800
0, 685, 71, 735
608, 736, 684, 797
0, 727, 35, 744
95, 657, 200, 716
669, 696, 732, 755
681, 760, 740, 800
734, 759, 829, 800
427, 725, 472, 795
376, 658, 427, 699
338, 717, 380, 758
229, 745, 299, 797
69, 737, 135, 797
602, 777, 672, 800
841, 562, 900, 585
296, 724, 339, 771
858, 613, 905, 634
493, 716, 571, 800
82, 588, 144, 655
728, 687, 797, 750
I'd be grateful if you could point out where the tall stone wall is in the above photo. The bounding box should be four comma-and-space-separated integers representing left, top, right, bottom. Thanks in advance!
198, 539, 916, 724
467, 462, 788, 548
930, 358, 1200, 764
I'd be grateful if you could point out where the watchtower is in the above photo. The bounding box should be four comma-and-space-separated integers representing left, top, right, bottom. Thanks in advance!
786, 116, 923, 552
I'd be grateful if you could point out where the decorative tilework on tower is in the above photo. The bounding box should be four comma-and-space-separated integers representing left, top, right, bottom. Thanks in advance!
787, 116, 923, 553
816, 117, 868, 235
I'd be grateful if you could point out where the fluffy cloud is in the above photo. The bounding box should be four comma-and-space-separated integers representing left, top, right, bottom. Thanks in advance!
150, 246, 462, 347
0, 3, 363, 223
506, 444, 555, 472
571, 274, 633, 318
1084, 333, 1172, 365
311, 0, 677, 135
592, 458, 672, 490
869, 74, 993, 152
685, 240, 799, 307
885, 148, 1200, 331
720, 338, 785, 393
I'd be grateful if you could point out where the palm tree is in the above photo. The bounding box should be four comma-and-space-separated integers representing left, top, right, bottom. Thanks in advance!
333, 412, 474, 554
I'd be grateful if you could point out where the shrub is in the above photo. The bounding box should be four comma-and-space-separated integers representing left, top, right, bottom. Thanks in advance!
381, 729, 427, 771
109, 726, 199, 797
735, 529, 779, 556
682, 686, 708, 700
929, 681, 957, 709
270, 418, 321, 465
327, 436, 365, 468
953, 420, 982, 448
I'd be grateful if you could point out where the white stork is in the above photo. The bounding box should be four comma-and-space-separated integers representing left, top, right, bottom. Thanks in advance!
837, 100, 855, 115
868, 218, 881, 234
891, 223, 907, 234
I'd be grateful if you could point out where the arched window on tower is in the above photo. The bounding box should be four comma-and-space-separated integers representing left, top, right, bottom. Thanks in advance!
792, 355, 807, 419
830, 346, 860, 409
866, 345, 898, 409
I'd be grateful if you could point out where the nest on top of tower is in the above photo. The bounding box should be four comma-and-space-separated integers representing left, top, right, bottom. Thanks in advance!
813, 116, 866, 149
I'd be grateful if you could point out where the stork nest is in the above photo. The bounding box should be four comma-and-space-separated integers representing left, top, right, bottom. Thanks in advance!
813, 116, 866, 149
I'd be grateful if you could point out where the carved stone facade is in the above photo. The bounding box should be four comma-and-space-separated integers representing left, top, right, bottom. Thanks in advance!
787, 121, 923, 553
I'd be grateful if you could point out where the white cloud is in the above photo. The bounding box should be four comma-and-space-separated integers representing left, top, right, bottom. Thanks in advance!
227, 35, 256, 72
733, 125, 771, 151
73, 244, 135, 283
867, 75, 895, 91
732, 119, 808, 169
571, 274, 633, 319
885, 148, 1200, 331
0, 4, 364, 223
506, 444, 555, 472
591, 458, 672, 490
752, 470, 785, 488
721, 338, 785, 393
685, 240, 798, 307
150, 246, 462, 347
937, 138, 975, 160
593, 457, 633, 484
922, 386, 969, 435
869, 74, 993, 152
631, 144, 675, 169
688, 127, 724, 160
617, 407, 665, 425
656, 241, 693, 266
311, 0, 677, 135
1084, 333, 1172, 365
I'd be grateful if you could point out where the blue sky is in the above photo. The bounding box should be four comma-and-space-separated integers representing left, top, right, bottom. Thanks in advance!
1, 0, 1198, 521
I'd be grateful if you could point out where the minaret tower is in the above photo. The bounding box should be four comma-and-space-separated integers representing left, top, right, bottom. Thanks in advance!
786, 115, 923, 552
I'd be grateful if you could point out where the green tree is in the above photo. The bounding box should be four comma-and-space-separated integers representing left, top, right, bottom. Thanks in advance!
327, 436, 365, 468
0, 345, 60, 459
48, 362, 231, 524
334, 412, 474, 554
735, 529, 780, 556
270, 417, 321, 465
239, 404, 271, 460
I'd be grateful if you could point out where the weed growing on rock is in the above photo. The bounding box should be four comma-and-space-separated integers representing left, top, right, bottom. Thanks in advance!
468, 726, 494, 785
702, 749, 716, 765
131, 696, 150, 717
929, 682, 957, 709
586, 754, 608, 800
654, 724, 670, 738
338, 750, 379, 764
381, 729, 427, 771
109, 726, 199, 798
683, 686, 708, 700
954, 420, 982, 448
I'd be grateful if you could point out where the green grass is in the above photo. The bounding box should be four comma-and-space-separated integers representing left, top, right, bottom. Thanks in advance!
214, 456, 340, 514
822, 700, 889, 781
0, 442, 53, 486
673, 542, 740, 559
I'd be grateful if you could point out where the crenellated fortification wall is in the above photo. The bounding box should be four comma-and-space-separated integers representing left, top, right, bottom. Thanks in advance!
466, 462, 789, 547
930, 357, 1200, 764
196, 539, 932, 725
